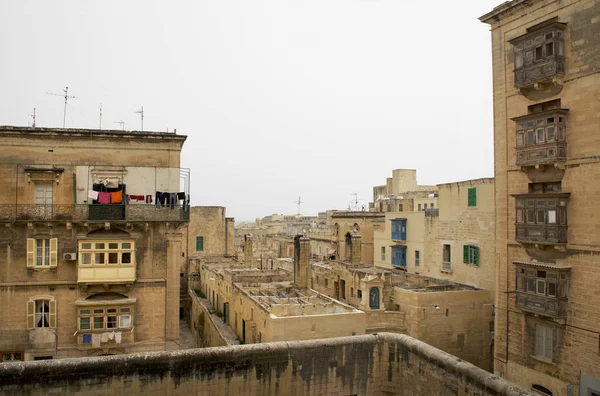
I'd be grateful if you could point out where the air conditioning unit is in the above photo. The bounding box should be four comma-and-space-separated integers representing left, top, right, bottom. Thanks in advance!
63, 253, 77, 261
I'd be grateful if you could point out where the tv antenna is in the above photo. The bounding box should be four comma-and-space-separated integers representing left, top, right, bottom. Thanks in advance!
296, 196, 304, 215
350, 193, 359, 211
29, 108, 36, 127
135, 106, 144, 131
114, 120, 125, 130
46, 86, 77, 128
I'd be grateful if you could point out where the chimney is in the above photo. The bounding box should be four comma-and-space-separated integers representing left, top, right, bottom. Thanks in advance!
294, 235, 311, 288
244, 234, 254, 267
345, 231, 362, 265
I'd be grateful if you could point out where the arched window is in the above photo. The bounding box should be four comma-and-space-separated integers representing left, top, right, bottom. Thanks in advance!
369, 287, 380, 309
532, 384, 553, 395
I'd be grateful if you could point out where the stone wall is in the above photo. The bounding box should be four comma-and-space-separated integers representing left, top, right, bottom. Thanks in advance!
188, 288, 238, 348
0, 333, 534, 395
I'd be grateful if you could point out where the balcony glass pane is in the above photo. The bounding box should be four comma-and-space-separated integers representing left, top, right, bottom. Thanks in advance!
122, 243, 131, 249
108, 253, 119, 264
108, 243, 118, 250
80, 317, 90, 330
95, 243, 105, 249
122, 252, 131, 264
81, 243, 92, 250
94, 317, 104, 329
547, 210, 556, 224
81, 253, 91, 265
94, 253, 105, 265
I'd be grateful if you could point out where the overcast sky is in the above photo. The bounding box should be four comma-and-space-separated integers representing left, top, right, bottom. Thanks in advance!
1, 0, 500, 221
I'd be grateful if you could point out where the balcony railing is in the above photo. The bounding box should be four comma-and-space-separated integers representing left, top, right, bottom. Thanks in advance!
424, 208, 439, 217
516, 224, 567, 244
514, 57, 565, 89
515, 292, 567, 317
440, 261, 452, 272
516, 142, 567, 166
0, 204, 190, 223
391, 232, 406, 241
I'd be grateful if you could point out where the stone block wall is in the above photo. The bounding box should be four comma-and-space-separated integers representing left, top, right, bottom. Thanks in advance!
0, 333, 535, 395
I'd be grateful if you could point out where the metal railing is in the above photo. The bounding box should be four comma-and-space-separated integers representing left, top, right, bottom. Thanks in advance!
0, 204, 190, 222
425, 208, 439, 217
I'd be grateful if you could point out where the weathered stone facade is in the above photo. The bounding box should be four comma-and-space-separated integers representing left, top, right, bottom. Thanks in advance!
0, 333, 535, 395
0, 126, 188, 361
481, 0, 600, 394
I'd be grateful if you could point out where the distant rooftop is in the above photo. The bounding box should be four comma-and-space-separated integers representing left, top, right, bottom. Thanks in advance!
0, 125, 187, 141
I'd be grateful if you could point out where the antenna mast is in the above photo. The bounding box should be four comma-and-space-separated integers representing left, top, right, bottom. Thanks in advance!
99, 104, 102, 129
351, 193, 359, 211
29, 108, 36, 127
114, 120, 125, 130
46, 86, 77, 128
135, 106, 144, 131
296, 196, 304, 215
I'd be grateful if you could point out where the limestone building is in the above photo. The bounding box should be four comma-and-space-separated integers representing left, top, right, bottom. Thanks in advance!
0, 126, 189, 361
481, 1, 600, 394
374, 177, 496, 294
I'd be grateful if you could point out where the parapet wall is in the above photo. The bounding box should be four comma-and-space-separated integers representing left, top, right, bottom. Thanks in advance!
0, 333, 534, 396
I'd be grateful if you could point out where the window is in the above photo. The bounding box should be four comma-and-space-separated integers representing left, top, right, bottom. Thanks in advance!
357, 290, 362, 299
443, 244, 451, 263
78, 306, 133, 331
418, 204, 421, 211
27, 298, 56, 329
381, 247, 386, 261
468, 188, 477, 207
34, 182, 53, 205
535, 324, 553, 361
79, 240, 134, 266
26, 238, 57, 268
196, 236, 204, 252
516, 268, 562, 298
415, 250, 420, 267
1, 351, 23, 362
463, 245, 480, 265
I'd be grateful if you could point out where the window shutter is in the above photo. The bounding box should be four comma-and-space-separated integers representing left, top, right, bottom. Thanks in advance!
27, 238, 35, 267
474, 246, 480, 266
468, 188, 477, 207
544, 327, 553, 360
49, 300, 57, 328
27, 300, 35, 329
50, 238, 58, 267
463, 245, 469, 264
196, 236, 204, 251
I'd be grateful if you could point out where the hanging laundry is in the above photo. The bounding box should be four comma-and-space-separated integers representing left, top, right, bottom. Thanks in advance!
146, 194, 153, 204
101, 332, 110, 343
115, 332, 122, 344
169, 193, 177, 208
82, 334, 92, 344
98, 192, 111, 204
92, 333, 101, 347
108, 332, 116, 341
111, 190, 123, 204
176, 192, 186, 201
88, 190, 99, 200
129, 195, 144, 201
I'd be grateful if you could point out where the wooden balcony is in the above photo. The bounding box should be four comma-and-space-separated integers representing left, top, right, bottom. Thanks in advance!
515, 292, 567, 318
516, 224, 568, 244
78, 266, 136, 285
516, 141, 566, 167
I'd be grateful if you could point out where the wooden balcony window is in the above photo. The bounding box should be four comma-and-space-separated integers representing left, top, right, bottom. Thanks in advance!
509, 21, 566, 89
514, 192, 569, 244
515, 263, 569, 318
513, 109, 568, 167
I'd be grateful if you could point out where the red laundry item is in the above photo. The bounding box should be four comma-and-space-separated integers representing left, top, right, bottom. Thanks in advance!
98, 192, 111, 204
111, 191, 123, 204
146, 195, 153, 204
130, 195, 144, 201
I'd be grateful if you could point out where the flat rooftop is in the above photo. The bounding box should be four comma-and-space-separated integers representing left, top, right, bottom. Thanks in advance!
237, 281, 357, 316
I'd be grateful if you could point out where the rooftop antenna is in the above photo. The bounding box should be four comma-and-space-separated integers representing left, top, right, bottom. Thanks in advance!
135, 106, 144, 131
46, 86, 77, 128
29, 108, 36, 127
296, 196, 304, 215
351, 193, 359, 211
99, 103, 102, 129
114, 120, 125, 130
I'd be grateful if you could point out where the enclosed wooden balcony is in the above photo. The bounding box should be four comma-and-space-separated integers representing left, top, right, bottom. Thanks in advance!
513, 192, 569, 245
513, 109, 568, 168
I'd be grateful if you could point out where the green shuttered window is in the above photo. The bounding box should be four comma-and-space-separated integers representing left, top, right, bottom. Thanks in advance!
468, 187, 477, 207
463, 245, 479, 266
196, 236, 204, 252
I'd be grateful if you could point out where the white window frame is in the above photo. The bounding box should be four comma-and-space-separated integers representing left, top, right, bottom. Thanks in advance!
534, 324, 553, 361
78, 306, 133, 331
79, 240, 135, 267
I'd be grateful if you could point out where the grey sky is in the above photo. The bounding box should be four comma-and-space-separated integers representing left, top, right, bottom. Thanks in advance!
1, 0, 500, 221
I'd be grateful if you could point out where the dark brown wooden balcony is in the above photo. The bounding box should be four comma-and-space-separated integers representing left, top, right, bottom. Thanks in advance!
0, 204, 190, 223
516, 224, 568, 244
516, 141, 567, 166
513, 192, 569, 245
515, 292, 568, 317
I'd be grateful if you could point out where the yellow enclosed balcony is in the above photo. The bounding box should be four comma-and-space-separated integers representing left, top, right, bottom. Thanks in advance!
77, 240, 136, 285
